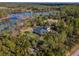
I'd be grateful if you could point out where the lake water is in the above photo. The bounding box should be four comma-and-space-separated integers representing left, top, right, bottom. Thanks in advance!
0, 12, 50, 31
0, 11, 60, 31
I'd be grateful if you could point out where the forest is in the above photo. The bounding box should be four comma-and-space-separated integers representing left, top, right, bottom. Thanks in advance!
0, 3, 79, 56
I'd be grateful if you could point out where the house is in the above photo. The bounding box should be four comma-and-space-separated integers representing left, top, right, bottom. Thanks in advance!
33, 26, 50, 35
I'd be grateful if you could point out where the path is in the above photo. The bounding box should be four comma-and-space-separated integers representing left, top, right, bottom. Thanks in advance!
20, 27, 33, 35
0, 16, 10, 20
66, 43, 79, 56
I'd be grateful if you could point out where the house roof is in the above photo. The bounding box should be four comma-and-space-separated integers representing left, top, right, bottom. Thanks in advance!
33, 26, 48, 35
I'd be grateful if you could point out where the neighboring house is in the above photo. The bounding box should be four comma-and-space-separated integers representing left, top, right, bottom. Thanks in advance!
33, 26, 50, 35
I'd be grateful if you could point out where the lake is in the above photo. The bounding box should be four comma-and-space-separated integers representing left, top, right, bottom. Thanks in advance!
0, 11, 59, 31
0, 12, 50, 31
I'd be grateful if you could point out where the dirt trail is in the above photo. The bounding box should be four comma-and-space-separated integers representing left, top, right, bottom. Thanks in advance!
0, 16, 10, 20
20, 27, 33, 35
66, 43, 79, 56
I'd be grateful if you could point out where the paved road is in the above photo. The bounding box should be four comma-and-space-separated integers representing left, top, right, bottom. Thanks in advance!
66, 44, 79, 56
71, 49, 79, 56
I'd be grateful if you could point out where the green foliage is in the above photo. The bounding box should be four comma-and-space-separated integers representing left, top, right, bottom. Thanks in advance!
0, 4, 79, 56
